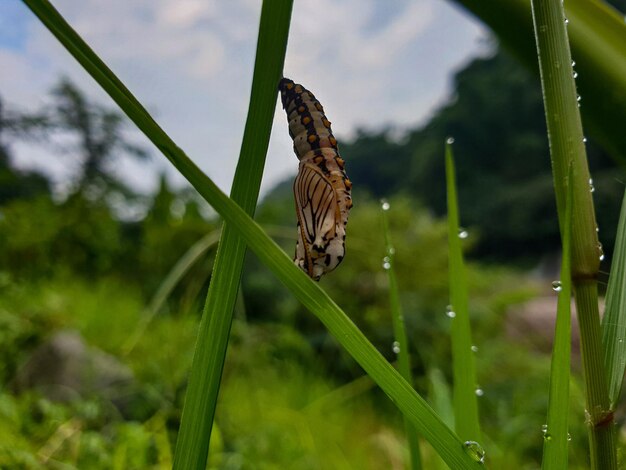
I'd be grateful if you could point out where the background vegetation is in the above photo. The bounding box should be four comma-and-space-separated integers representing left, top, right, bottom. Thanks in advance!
2, 0, 626, 467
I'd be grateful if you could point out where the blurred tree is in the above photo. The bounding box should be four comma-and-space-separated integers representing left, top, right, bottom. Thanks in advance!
47, 78, 148, 200
0, 97, 52, 204
336, 47, 624, 263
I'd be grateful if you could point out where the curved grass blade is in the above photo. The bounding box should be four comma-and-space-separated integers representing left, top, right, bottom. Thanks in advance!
122, 229, 222, 355
602, 190, 626, 408
445, 141, 481, 444
21, 2, 484, 467
541, 169, 573, 470
381, 200, 423, 470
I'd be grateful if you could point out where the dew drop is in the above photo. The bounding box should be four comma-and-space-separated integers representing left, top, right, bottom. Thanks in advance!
458, 228, 469, 239
445, 305, 456, 318
381, 199, 390, 211
446, 136, 455, 145
565, 18, 569, 24
463, 441, 485, 464
571, 60, 576, 67
387, 246, 396, 256
392, 341, 401, 354
577, 95, 581, 102
573, 71, 578, 78
567, 433, 572, 442
541, 424, 548, 435
596, 225, 600, 233
589, 178, 595, 193
382, 256, 391, 270
475, 388, 484, 397
583, 136, 588, 143
598, 242, 605, 261
471, 345, 479, 353
552, 280, 562, 292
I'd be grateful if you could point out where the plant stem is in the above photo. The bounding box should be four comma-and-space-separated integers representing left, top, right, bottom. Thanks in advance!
382, 203, 423, 470
172, 1, 293, 468
445, 143, 481, 444
529, 0, 615, 467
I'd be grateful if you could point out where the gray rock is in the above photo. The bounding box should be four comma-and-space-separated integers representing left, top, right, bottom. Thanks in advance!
13, 330, 134, 405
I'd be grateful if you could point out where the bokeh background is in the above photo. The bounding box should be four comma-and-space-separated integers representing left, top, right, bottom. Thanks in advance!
1, 1, 625, 468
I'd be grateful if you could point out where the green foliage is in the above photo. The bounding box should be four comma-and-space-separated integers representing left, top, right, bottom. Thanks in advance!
336, 49, 624, 263
446, 143, 481, 443
8, 0, 626, 466
601, 190, 626, 408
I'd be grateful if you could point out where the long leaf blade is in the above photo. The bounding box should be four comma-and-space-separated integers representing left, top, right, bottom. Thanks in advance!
173, 1, 293, 468
445, 141, 481, 443
381, 201, 423, 470
542, 168, 573, 470
602, 190, 626, 407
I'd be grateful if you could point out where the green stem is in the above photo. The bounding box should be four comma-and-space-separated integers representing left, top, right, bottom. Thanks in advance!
382, 203, 423, 470
529, 0, 615, 467
172, 1, 293, 468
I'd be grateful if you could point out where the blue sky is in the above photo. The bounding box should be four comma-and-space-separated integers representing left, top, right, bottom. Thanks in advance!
0, 0, 488, 196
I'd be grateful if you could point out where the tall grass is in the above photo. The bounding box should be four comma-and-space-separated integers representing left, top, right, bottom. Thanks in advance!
530, 0, 615, 467
381, 201, 423, 470
21, 1, 483, 468
20, 0, 626, 467
173, 1, 293, 468
541, 171, 573, 469
445, 141, 481, 445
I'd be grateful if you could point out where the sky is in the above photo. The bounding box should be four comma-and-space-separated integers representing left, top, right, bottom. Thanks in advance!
0, 0, 489, 198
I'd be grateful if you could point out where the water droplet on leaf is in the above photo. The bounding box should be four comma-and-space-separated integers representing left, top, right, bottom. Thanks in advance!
552, 281, 562, 292
463, 441, 485, 464
445, 305, 456, 318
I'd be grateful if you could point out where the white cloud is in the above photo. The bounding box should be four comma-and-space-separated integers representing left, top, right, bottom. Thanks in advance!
0, 0, 487, 197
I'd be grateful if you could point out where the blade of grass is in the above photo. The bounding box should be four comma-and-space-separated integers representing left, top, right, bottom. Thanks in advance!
602, 190, 626, 408
529, 0, 615, 467
381, 200, 423, 470
123, 229, 222, 355
452, 0, 626, 162
428, 369, 455, 470
445, 141, 481, 444
172, 1, 293, 468
21, 2, 484, 467
541, 168, 573, 470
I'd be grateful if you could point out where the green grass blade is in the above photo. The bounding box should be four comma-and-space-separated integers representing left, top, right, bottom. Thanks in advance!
122, 230, 221, 354
428, 369, 455, 470
602, 190, 626, 407
445, 141, 481, 444
529, 0, 615, 466
381, 201, 422, 470
541, 169, 573, 470
172, 1, 293, 468
452, 0, 626, 162
21, 2, 485, 467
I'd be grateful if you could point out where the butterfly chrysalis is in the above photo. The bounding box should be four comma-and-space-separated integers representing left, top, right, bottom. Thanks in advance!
278, 78, 352, 281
